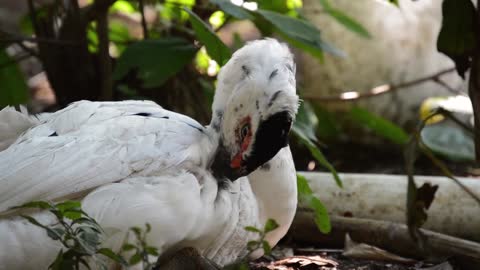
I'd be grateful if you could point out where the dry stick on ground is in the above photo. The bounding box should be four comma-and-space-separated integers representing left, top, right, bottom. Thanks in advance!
302, 67, 457, 102
290, 210, 480, 264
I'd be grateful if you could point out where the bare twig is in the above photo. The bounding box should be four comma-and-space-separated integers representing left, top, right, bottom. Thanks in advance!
433, 77, 466, 96
303, 67, 456, 102
138, 0, 149, 39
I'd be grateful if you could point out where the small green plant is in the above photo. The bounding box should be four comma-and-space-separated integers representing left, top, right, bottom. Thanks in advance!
244, 218, 279, 256
121, 224, 159, 270
14, 200, 127, 270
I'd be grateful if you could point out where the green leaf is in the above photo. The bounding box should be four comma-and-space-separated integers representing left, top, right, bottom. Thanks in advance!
263, 219, 279, 233
210, 0, 254, 20
421, 125, 474, 161
184, 8, 232, 65
129, 253, 142, 265
110, 0, 136, 14
247, 240, 259, 251
55, 201, 81, 212
122, 243, 136, 251
293, 101, 321, 143
262, 240, 272, 255
386, 0, 399, 6
14, 201, 52, 210
293, 130, 342, 187
297, 175, 331, 234
145, 246, 159, 256
145, 223, 151, 233
113, 38, 196, 88
130, 227, 142, 238
63, 210, 83, 220
47, 228, 65, 241
320, 2, 370, 38
437, 0, 476, 77
244, 226, 261, 233
0, 50, 29, 109
255, 9, 343, 59
48, 250, 65, 270
97, 248, 128, 266
348, 107, 409, 145
77, 227, 101, 255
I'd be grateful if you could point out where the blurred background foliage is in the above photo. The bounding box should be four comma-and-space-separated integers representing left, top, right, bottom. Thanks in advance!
0, 0, 478, 181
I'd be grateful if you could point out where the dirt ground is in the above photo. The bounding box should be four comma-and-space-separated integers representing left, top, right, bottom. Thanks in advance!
249, 246, 457, 270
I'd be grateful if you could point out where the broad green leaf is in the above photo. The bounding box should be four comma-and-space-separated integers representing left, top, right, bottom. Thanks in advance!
129, 253, 142, 265
110, 0, 136, 14
421, 125, 474, 161
113, 38, 196, 88
317, 0, 370, 38
0, 50, 29, 109
47, 227, 65, 241
297, 175, 331, 233
264, 219, 279, 233
255, 9, 343, 59
387, 0, 399, 6
122, 243, 136, 251
145, 246, 159, 256
437, 0, 476, 77
55, 201, 81, 212
210, 0, 254, 20
293, 129, 342, 187
14, 201, 52, 210
63, 210, 83, 220
97, 248, 128, 265
293, 101, 320, 143
185, 8, 232, 65
262, 240, 272, 255
247, 240, 258, 251
348, 107, 409, 145
244, 226, 261, 233
109, 21, 131, 55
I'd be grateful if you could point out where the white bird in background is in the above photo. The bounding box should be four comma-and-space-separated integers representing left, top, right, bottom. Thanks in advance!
0, 38, 299, 269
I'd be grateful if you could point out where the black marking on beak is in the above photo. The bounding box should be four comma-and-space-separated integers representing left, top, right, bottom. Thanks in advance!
244, 111, 292, 174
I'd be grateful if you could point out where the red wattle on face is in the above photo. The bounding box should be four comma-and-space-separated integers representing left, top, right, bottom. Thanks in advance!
230, 117, 253, 169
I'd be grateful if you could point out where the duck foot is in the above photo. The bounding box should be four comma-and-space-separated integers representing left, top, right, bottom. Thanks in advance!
154, 247, 221, 270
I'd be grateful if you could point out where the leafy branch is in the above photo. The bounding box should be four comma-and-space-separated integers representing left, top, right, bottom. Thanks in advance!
14, 200, 128, 270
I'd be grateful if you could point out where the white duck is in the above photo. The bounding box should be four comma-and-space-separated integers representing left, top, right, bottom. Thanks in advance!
0, 38, 299, 269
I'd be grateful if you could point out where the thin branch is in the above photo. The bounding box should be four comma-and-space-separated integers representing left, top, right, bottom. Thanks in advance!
303, 67, 456, 102
433, 77, 467, 96
138, 0, 149, 39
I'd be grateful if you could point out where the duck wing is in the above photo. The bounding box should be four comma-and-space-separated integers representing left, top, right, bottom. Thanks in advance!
0, 100, 208, 213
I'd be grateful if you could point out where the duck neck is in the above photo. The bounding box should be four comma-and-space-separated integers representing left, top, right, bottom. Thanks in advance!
247, 146, 297, 246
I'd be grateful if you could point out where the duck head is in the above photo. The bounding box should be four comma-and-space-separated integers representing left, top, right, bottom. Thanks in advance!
209, 39, 299, 181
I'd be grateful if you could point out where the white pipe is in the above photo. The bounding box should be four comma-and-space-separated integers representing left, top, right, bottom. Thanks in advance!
299, 172, 480, 241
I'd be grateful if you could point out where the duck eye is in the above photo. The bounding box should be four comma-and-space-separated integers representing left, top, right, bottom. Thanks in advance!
240, 124, 250, 141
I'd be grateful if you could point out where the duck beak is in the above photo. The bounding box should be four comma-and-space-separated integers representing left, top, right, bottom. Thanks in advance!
210, 111, 293, 182
243, 111, 292, 173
